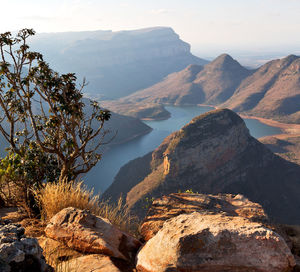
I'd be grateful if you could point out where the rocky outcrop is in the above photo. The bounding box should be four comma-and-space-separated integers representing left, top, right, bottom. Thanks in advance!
0, 221, 51, 272
140, 193, 268, 241
44, 207, 141, 261
107, 109, 300, 224
31, 27, 208, 99
136, 212, 295, 272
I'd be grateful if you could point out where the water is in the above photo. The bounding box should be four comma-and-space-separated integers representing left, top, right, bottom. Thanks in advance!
84, 106, 282, 193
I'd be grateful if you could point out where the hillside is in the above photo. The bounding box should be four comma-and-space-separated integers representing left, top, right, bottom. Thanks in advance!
260, 135, 300, 165
29, 27, 208, 99
108, 54, 300, 124
103, 112, 152, 145
222, 55, 300, 123
105, 109, 300, 224
0, 101, 152, 157
119, 54, 251, 106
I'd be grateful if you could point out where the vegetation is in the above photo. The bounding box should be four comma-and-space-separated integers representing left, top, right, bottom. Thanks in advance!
0, 29, 111, 213
33, 180, 135, 233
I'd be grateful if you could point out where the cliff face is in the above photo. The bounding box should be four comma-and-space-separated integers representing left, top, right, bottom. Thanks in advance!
106, 109, 300, 224
30, 27, 208, 99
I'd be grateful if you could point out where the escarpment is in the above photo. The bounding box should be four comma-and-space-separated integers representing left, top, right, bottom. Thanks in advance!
106, 109, 300, 224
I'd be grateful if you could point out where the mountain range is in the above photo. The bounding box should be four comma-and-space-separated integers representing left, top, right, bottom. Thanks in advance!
29, 27, 208, 99
110, 54, 300, 123
121, 54, 252, 105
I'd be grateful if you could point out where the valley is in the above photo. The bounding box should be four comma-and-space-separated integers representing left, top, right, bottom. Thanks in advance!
85, 105, 283, 194
1, 0, 300, 269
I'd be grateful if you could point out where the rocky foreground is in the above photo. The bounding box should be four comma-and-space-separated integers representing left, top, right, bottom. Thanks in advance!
1, 193, 300, 271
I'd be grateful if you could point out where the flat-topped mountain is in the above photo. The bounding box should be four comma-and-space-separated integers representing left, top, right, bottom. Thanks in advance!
222, 54, 300, 123
104, 109, 300, 224
120, 54, 251, 106
30, 27, 208, 99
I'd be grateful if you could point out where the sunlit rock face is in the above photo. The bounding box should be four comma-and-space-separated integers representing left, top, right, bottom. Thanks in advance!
107, 109, 300, 224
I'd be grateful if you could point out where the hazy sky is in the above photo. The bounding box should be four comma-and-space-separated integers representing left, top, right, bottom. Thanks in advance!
1, 0, 300, 56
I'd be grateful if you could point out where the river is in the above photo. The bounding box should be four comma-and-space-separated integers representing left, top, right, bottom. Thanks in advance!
84, 106, 282, 193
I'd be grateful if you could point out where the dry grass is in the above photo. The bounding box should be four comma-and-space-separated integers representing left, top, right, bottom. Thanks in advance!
34, 180, 137, 234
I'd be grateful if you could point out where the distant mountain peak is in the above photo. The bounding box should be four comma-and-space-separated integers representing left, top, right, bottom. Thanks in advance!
279, 54, 299, 66
209, 54, 242, 69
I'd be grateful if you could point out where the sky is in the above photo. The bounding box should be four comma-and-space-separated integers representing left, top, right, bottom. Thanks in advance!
1, 0, 300, 58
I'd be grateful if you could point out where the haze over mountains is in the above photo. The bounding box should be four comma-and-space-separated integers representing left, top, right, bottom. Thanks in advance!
121, 54, 252, 105
114, 54, 300, 123
29, 27, 208, 99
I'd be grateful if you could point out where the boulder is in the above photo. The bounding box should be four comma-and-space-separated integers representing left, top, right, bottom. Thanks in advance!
38, 236, 81, 266
136, 212, 295, 272
140, 193, 268, 241
0, 221, 51, 272
60, 254, 122, 272
44, 207, 141, 261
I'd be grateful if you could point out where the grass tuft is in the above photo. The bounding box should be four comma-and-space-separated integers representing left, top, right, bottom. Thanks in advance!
34, 180, 137, 234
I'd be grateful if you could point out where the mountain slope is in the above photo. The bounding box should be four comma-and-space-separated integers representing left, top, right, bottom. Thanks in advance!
121, 54, 251, 106
222, 55, 300, 123
105, 109, 300, 224
30, 27, 208, 99
0, 100, 152, 157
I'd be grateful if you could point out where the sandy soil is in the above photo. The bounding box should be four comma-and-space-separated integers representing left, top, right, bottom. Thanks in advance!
239, 114, 300, 138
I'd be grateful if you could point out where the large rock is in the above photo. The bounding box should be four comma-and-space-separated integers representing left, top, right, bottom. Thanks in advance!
0, 221, 51, 272
44, 207, 141, 261
136, 212, 295, 272
140, 193, 268, 241
38, 236, 81, 267
60, 254, 122, 272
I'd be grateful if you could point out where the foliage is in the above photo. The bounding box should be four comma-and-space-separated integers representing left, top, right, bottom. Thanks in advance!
0, 143, 59, 213
33, 180, 136, 233
0, 28, 111, 185
142, 196, 155, 211
177, 189, 198, 194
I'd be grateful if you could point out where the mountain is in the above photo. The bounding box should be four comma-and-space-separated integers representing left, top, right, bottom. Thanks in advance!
104, 109, 300, 224
102, 112, 152, 145
101, 101, 170, 120
0, 100, 152, 157
120, 54, 251, 106
29, 27, 208, 99
222, 55, 300, 123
